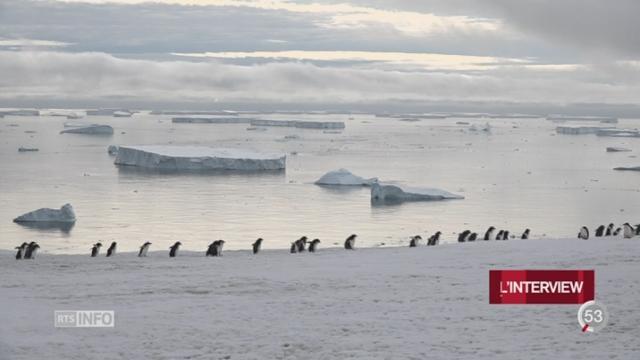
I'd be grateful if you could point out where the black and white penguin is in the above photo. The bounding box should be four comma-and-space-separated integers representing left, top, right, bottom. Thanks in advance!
458, 230, 471, 243
15, 242, 28, 260
622, 223, 635, 238
24, 242, 40, 259
468, 233, 478, 242
483, 226, 495, 241
595, 225, 605, 237
613, 227, 622, 236
295, 236, 308, 252
409, 235, 422, 247
495, 230, 504, 241
636, 224, 640, 235
578, 226, 589, 240
344, 234, 357, 250
207, 242, 217, 256
521, 229, 530, 240
106, 242, 117, 257
501, 231, 510, 240
308, 239, 321, 252
91, 242, 103, 257
138, 242, 152, 257
605, 223, 615, 236
290, 242, 298, 254
213, 240, 225, 256
169, 241, 182, 257
252, 238, 263, 254
428, 231, 441, 246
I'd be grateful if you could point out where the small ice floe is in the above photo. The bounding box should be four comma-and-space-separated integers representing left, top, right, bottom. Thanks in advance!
597, 129, 640, 138
371, 183, 464, 204
456, 121, 470, 125
107, 145, 119, 156
607, 147, 632, 152
315, 169, 377, 186
323, 130, 342, 134
113, 111, 132, 117
14, 203, 76, 224
614, 166, 640, 172
246, 126, 267, 131
469, 123, 491, 132
18, 147, 39, 152
556, 126, 612, 135
60, 124, 114, 135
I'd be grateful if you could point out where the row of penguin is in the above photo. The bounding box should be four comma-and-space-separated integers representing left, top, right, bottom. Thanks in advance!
13, 222, 640, 260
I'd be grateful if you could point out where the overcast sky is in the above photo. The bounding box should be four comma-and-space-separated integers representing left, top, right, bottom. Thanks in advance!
1, 0, 639, 112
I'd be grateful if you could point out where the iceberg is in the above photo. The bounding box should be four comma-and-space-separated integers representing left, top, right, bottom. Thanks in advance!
315, 169, 378, 186
371, 182, 463, 204
60, 124, 114, 135
13, 203, 76, 223
606, 147, 631, 152
555, 126, 612, 135
108, 145, 119, 156
114, 145, 286, 171
614, 166, 640, 172
596, 129, 640, 138
172, 117, 253, 124
249, 119, 345, 129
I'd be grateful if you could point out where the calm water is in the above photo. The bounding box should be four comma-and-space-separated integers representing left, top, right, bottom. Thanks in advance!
1, 112, 639, 254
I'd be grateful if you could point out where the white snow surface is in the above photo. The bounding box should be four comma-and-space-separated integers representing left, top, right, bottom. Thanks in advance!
1, 237, 638, 359
314, 168, 378, 186
115, 145, 286, 171
371, 182, 463, 203
13, 203, 76, 223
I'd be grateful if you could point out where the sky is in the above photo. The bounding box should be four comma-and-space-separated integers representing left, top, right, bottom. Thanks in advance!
1, 0, 640, 113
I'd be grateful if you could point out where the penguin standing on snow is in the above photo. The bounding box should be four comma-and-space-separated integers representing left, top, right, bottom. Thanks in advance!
24, 242, 40, 259
468, 233, 478, 242
613, 227, 622, 236
252, 238, 263, 254
458, 230, 471, 243
409, 235, 422, 247
622, 223, 635, 238
502, 231, 510, 240
295, 236, 308, 252
290, 242, 298, 254
308, 239, 321, 252
91, 242, 103, 257
595, 225, 605, 237
495, 230, 504, 241
636, 224, 640, 235
15, 242, 28, 260
106, 242, 117, 257
605, 223, 615, 236
169, 241, 182, 257
521, 229, 530, 240
206, 240, 225, 257
578, 226, 589, 240
483, 227, 495, 241
428, 232, 441, 246
344, 234, 357, 250
138, 242, 152, 257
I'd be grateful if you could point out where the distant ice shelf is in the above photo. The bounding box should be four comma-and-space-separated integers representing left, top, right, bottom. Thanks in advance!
114, 145, 286, 171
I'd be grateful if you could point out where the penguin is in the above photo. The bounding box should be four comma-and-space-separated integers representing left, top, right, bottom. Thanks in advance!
308, 239, 321, 252
91, 242, 103, 257
595, 225, 605, 237
428, 231, 441, 246
290, 242, 298, 254
468, 233, 478, 242
252, 238, 263, 254
138, 242, 152, 257
344, 234, 357, 250
636, 224, 640, 235
212, 240, 225, 256
458, 230, 471, 243
169, 241, 182, 257
622, 223, 635, 238
24, 242, 40, 259
106, 242, 117, 257
409, 235, 422, 247
495, 230, 504, 241
15, 242, 28, 260
613, 227, 622, 236
521, 229, 530, 240
605, 223, 615, 236
483, 226, 495, 241
578, 226, 589, 240
295, 236, 308, 252
502, 231, 510, 240
206, 242, 217, 256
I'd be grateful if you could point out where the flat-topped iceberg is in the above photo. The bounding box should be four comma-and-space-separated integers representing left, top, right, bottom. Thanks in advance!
315, 169, 378, 186
607, 147, 631, 152
596, 129, 640, 138
556, 126, 612, 135
614, 166, 640, 172
13, 203, 76, 223
115, 145, 286, 171
371, 182, 463, 204
60, 124, 114, 135
172, 117, 253, 124
250, 119, 345, 129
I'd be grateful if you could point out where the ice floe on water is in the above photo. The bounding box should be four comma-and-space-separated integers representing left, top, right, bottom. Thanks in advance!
60, 124, 114, 135
114, 145, 286, 171
315, 169, 378, 186
371, 182, 464, 204
613, 166, 640, 171
606, 147, 631, 152
13, 203, 76, 223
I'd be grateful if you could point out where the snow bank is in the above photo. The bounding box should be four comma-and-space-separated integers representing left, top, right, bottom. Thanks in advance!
371, 182, 463, 203
60, 124, 114, 135
13, 203, 76, 223
114, 145, 286, 171
250, 119, 345, 129
315, 169, 378, 186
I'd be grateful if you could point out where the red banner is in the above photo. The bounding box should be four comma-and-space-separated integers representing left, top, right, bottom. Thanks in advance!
489, 270, 594, 304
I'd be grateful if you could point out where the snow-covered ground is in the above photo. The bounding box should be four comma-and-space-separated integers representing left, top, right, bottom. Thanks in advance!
1, 237, 638, 359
